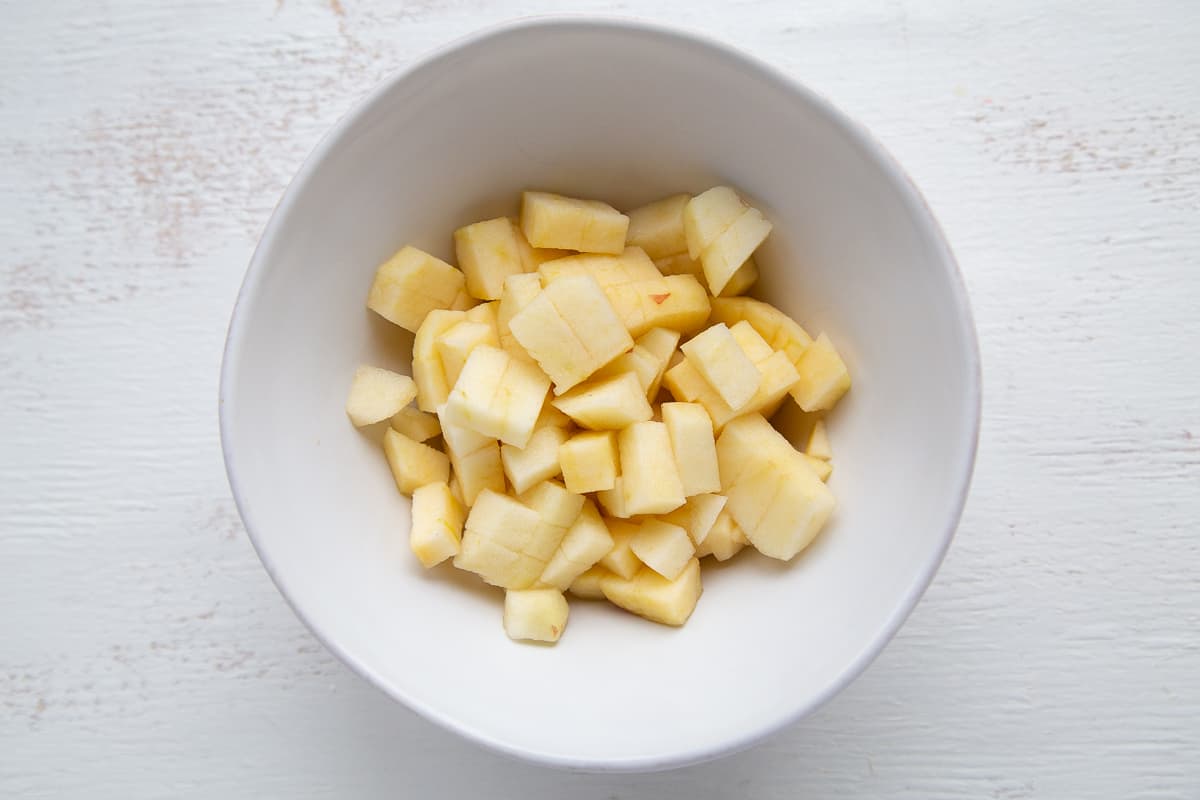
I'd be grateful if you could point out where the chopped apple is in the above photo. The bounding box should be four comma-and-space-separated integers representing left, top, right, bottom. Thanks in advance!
539, 500, 614, 590
596, 476, 632, 519
601, 558, 702, 626
605, 274, 711, 337
709, 297, 815, 400
454, 489, 546, 588
504, 589, 569, 643
568, 565, 614, 599
390, 406, 441, 442
660, 402, 721, 496
382, 428, 450, 495
558, 430, 619, 494
592, 327, 681, 400
454, 218, 530, 301
629, 519, 695, 581
519, 480, 585, 562
438, 412, 505, 506
683, 186, 747, 260
409, 482, 464, 567
412, 309, 466, 412
538, 247, 662, 288
500, 424, 568, 494
436, 319, 500, 389
441, 345, 550, 449
661, 493, 727, 547
680, 323, 763, 411
653, 252, 703, 278
793, 332, 851, 412
802, 453, 833, 481
695, 507, 747, 561
497, 273, 543, 362
552, 372, 653, 431
345, 365, 418, 427
508, 274, 633, 394
701, 207, 772, 296
719, 256, 759, 297
727, 319, 775, 363
618, 421, 686, 515
664, 347, 799, 432
520, 191, 629, 254
625, 194, 690, 259
367, 245, 470, 332
807, 419, 832, 460
465, 299, 500, 338
599, 518, 643, 580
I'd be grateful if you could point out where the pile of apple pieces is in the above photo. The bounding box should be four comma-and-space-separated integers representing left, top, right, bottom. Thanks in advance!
345, 187, 850, 644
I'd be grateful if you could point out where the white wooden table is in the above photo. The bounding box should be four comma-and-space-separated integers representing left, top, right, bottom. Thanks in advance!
3, 1, 1198, 796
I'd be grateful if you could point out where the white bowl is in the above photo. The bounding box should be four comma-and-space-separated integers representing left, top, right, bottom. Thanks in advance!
220, 17, 980, 772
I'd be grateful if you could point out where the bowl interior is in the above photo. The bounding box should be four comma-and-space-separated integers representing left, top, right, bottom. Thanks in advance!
222, 19, 979, 770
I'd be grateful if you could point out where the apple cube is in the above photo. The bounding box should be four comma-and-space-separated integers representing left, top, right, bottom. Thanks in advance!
629, 519, 695, 580
606, 274, 711, 337
664, 347, 799, 432
558, 430, 618, 494
618, 421, 686, 515
661, 402, 721, 496
793, 332, 851, 412
367, 245, 470, 332
719, 256, 759, 297
441, 345, 550, 449
695, 507, 747, 561
409, 482, 465, 567
625, 194, 690, 259
538, 247, 662, 288
382, 428, 450, 495
500, 423, 568, 495
683, 186, 746, 260
596, 476, 632, 519
436, 320, 499, 389
680, 323, 763, 411
807, 419, 832, 460
599, 518, 643, 580
802, 453, 833, 481
709, 297, 815, 400
345, 365, 418, 427
551, 372, 653, 431
508, 274, 633, 394
601, 558, 702, 627
717, 414, 835, 560
390, 406, 441, 442
654, 252, 703, 279
412, 309, 466, 412
454, 217, 530, 301
438, 413, 505, 506
454, 489, 545, 588
700, 207, 772, 295
592, 327, 681, 400
539, 500, 614, 590
497, 273, 543, 362
504, 589, 569, 643
568, 565, 614, 599
518, 480, 585, 562
728, 319, 775, 363
660, 493, 727, 547
520, 191, 629, 254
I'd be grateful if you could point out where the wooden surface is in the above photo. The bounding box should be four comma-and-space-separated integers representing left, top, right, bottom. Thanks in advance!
2, 1, 1198, 796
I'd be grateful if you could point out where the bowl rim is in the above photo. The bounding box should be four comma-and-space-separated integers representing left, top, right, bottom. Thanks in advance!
219, 14, 982, 773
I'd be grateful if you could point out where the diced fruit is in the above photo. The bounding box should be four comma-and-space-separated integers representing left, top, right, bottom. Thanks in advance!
454, 490, 546, 588
367, 246, 470, 332
683, 187, 746, 260
680, 323, 763, 411
601, 558, 702, 626
568, 565, 614, 599
717, 414, 835, 560
802, 453, 833, 481
661, 402, 721, 496
629, 519, 695, 580
410, 482, 465, 567
449, 475, 465, 506
695, 507, 746, 561
441, 345, 550, 449
503, 589, 569, 643
454, 218, 530, 301
539, 247, 662, 288
701, 207, 772, 296
438, 413, 505, 506
552, 372, 653, 431
596, 476, 632, 519
465, 299, 500, 334
663, 347, 799, 432
709, 297, 815, 403
497, 273, 543, 362
540, 500, 614, 590
592, 327, 681, 400
661, 493, 727, 547
599, 518, 643, 579
654, 252, 703, 278
500, 424, 567, 495
521, 191, 630, 254
345, 365, 418, 427
807, 419, 832, 460
436, 320, 499, 389
793, 332, 851, 412
412, 309, 466, 412
390, 406, 441, 442
508, 275, 633, 394
618, 421, 686, 515
558, 430, 619, 494
728, 320, 775, 362
625, 194, 690, 259
518, 480, 585, 562
606, 274, 711, 337
382, 428, 450, 495
719, 256, 759, 297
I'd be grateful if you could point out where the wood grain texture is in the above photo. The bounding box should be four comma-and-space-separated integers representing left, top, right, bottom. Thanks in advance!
2, 0, 1197, 796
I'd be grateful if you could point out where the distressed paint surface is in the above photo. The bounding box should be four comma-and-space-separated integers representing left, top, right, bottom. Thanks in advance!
1, 1, 1198, 797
